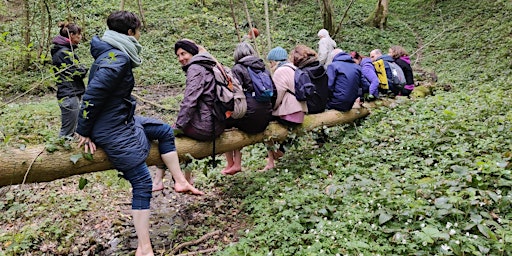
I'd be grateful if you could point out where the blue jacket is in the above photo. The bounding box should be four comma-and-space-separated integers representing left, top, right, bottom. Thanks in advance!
76, 36, 160, 171
326, 52, 361, 111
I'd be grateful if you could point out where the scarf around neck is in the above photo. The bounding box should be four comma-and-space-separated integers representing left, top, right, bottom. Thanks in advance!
101, 29, 142, 67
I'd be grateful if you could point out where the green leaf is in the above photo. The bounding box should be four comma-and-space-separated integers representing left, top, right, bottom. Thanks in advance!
378, 212, 393, 225
70, 154, 82, 164
83, 153, 93, 161
78, 177, 88, 190
477, 224, 497, 240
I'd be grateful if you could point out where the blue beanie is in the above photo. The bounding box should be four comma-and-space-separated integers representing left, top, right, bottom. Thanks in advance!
267, 46, 288, 61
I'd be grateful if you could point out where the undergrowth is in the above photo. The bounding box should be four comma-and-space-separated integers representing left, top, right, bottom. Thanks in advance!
1, 0, 511, 255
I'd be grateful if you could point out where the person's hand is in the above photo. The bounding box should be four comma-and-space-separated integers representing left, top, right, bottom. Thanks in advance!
76, 134, 96, 154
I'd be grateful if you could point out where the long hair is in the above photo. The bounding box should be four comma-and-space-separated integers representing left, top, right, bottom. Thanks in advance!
233, 42, 256, 63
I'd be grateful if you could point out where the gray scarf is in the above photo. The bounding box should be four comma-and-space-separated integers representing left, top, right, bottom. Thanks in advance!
101, 29, 142, 67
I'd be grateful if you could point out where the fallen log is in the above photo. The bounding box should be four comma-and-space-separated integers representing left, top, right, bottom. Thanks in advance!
0, 108, 370, 187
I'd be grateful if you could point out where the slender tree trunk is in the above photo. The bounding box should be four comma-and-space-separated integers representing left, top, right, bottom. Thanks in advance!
333, 0, 355, 38
320, 0, 334, 33
242, 0, 259, 56
137, 0, 146, 28
229, 0, 241, 42
264, 0, 271, 52
120, 0, 125, 10
365, 0, 389, 29
22, 0, 30, 70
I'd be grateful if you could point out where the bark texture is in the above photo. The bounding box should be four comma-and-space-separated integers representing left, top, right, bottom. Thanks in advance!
0, 108, 370, 187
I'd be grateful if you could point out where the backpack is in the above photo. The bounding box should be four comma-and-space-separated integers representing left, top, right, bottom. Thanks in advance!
388, 61, 406, 88
212, 63, 247, 120
247, 66, 274, 102
284, 64, 328, 114
373, 59, 389, 90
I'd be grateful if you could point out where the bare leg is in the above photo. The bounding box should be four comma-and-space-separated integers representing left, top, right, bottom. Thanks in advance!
352, 97, 362, 109
161, 151, 204, 195
260, 150, 275, 172
133, 209, 154, 256
221, 151, 235, 173
222, 149, 242, 175
152, 167, 165, 192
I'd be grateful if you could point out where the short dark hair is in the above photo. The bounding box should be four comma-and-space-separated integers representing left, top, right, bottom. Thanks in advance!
106, 11, 141, 35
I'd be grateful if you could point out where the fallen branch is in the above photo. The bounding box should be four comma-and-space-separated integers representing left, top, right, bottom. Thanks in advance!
176, 247, 219, 256
171, 230, 222, 255
132, 92, 179, 112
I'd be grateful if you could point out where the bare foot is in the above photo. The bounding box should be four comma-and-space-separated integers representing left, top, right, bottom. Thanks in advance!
258, 164, 274, 172
174, 182, 204, 195
152, 179, 164, 192
221, 166, 242, 175
221, 164, 233, 174
352, 97, 362, 109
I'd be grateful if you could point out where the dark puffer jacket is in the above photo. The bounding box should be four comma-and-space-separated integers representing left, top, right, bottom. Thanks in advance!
176, 53, 225, 139
50, 35, 88, 99
326, 52, 361, 111
76, 36, 161, 171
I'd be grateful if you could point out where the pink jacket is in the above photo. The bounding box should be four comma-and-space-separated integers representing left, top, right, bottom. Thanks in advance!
271, 64, 308, 117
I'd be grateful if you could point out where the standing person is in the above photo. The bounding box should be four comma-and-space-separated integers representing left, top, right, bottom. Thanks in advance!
326, 51, 362, 111
351, 51, 380, 100
51, 22, 88, 138
76, 11, 203, 256
221, 42, 273, 175
389, 45, 415, 96
317, 28, 337, 68
261, 46, 308, 172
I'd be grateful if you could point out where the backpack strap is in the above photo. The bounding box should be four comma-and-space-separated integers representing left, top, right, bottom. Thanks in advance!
281, 64, 297, 96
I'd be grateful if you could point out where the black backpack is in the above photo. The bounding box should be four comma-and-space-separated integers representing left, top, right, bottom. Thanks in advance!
285, 64, 329, 114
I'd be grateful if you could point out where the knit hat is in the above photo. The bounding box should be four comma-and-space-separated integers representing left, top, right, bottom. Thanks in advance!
267, 46, 288, 61
174, 39, 199, 56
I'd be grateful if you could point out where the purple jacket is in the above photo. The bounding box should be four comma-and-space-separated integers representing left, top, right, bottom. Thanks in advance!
176, 53, 225, 139
360, 57, 379, 97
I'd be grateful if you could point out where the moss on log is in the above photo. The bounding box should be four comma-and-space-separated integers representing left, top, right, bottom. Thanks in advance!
0, 108, 370, 187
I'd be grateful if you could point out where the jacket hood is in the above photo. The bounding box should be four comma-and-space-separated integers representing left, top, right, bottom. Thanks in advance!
183, 52, 216, 72
51, 36, 76, 55
90, 36, 115, 59
377, 54, 394, 62
303, 62, 326, 79
360, 57, 373, 66
237, 55, 266, 70
332, 51, 354, 63
400, 55, 411, 64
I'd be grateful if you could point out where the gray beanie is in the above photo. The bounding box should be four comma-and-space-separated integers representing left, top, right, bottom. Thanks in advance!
267, 46, 288, 61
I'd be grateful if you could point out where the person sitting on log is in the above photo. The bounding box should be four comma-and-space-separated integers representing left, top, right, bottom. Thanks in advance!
388, 45, 415, 97
221, 42, 273, 175
261, 46, 308, 172
326, 50, 362, 111
75, 11, 203, 256
351, 51, 380, 100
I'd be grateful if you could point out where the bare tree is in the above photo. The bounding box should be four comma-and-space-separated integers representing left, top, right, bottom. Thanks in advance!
366, 0, 389, 29
22, 0, 31, 70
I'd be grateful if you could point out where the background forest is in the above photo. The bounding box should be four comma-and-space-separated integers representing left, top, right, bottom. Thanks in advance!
1, 0, 511, 255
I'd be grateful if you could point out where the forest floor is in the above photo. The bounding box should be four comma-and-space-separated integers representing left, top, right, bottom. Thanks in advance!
0, 84, 250, 255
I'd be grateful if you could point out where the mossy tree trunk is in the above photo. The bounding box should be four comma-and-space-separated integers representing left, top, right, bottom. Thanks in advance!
319, 0, 334, 33
365, 0, 389, 29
